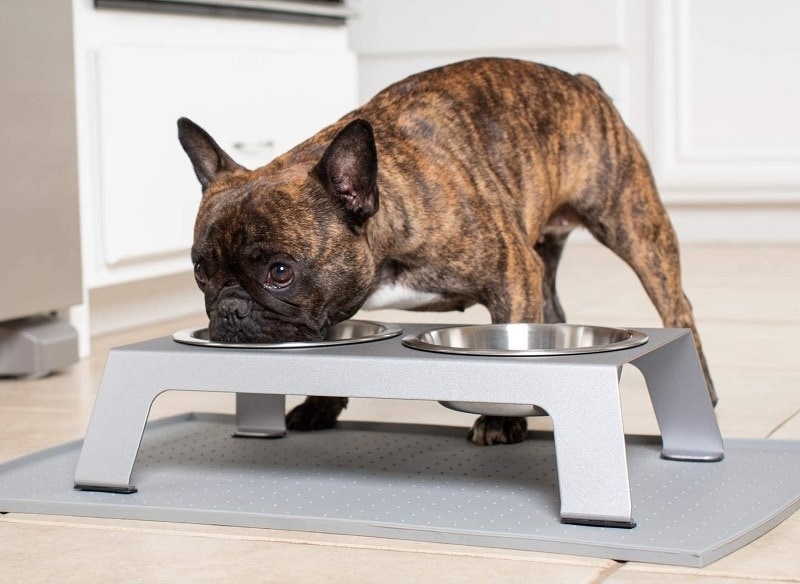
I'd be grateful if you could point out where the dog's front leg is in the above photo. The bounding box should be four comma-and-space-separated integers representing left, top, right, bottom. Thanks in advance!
468, 249, 545, 446
286, 396, 348, 431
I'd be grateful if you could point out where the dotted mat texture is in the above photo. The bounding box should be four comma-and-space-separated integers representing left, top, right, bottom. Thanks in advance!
1, 413, 798, 567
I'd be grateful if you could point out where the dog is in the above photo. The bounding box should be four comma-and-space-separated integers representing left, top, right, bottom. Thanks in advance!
178, 57, 716, 446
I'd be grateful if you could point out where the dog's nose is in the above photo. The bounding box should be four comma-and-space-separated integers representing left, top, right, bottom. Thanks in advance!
218, 297, 252, 320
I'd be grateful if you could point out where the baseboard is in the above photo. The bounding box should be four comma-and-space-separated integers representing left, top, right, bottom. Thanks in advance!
88, 271, 204, 338
666, 203, 800, 244
564, 203, 800, 244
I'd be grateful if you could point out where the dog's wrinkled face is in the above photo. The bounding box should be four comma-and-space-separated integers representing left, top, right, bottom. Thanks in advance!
178, 118, 380, 344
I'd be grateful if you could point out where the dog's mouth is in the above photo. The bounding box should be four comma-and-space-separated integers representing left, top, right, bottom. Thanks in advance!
205, 284, 328, 344
208, 313, 325, 345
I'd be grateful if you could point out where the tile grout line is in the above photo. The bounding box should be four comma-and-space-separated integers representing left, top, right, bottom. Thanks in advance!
766, 405, 800, 438
589, 561, 625, 582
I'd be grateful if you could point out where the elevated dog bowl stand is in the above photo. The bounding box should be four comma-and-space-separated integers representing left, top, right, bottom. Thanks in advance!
73, 325, 723, 529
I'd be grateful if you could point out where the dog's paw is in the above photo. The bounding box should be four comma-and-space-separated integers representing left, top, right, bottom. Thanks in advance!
467, 415, 528, 446
285, 397, 347, 432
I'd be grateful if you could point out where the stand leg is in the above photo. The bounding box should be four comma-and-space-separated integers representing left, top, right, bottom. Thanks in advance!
234, 393, 286, 438
546, 366, 635, 528
633, 332, 724, 462
74, 352, 160, 493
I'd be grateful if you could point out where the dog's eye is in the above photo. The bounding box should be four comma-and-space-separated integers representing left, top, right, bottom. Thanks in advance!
266, 263, 294, 289
194, 262, 208, 286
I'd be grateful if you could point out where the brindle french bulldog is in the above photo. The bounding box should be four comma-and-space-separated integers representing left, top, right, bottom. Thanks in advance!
178, 57, 716, 446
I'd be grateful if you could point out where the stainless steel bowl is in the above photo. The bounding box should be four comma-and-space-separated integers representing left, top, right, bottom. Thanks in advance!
402, 323, 647, 356
438, 401, 547, 417
173, 320, 402, 349
404, 323, 648, 417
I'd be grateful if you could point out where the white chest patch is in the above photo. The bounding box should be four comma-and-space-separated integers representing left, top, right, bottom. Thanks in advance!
362, 283, 446, 311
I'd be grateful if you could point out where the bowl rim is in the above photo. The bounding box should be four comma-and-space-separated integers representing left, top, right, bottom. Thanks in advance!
172, 319, 403, 349
401, 323, 648, 356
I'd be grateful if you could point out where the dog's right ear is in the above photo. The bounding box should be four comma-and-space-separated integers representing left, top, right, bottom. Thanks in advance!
313, 119, 379, 226
177, 117, 247, 192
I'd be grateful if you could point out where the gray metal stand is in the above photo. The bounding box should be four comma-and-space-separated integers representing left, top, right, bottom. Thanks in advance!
73, 325, 723, 528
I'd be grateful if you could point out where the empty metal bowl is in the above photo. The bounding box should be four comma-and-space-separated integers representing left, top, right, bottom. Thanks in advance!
173, 320, 402, 349
438, 401, 548, 417
402, 323, 647, 356
403, 323, 648, 417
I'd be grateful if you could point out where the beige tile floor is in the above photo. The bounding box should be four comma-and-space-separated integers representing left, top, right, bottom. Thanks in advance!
1, 243, 798, 583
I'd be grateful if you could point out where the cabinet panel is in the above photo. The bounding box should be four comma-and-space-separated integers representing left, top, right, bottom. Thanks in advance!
349, 0, 623, 54
654, 0, 800, 191
95, 45, 356, 267
685, 0, 800, 159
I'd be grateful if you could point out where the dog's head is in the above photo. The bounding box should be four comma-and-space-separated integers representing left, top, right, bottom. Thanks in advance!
178, 117, 380, 343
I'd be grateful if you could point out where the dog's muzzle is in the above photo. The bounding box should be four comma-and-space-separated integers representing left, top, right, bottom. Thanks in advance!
217, 296, 253, 321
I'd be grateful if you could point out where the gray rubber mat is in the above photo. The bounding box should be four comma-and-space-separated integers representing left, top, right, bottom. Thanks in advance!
1, 413, 798, 567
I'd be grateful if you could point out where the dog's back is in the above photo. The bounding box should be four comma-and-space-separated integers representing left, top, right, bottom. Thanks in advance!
280, 58, 650, 250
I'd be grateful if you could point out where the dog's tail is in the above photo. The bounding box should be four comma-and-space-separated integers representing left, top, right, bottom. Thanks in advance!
575, 73, 612, 100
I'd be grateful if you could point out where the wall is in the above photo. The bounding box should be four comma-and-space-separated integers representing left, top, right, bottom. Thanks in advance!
348, 0, 800, 243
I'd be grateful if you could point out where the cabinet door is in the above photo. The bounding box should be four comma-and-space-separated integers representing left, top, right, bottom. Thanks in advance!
94, 45, 356, 276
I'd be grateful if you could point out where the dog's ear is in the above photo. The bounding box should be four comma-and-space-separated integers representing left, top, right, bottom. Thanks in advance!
177, 117, 247, 192
314, 119, 379, 225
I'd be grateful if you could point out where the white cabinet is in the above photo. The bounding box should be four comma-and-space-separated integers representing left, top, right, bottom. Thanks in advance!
653, 0, 800, 192
95, 45, 355, 270
73, 0, 357, 288
68, 0, 356, 347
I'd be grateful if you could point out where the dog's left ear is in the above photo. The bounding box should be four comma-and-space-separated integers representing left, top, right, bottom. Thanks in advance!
178, 117, 247, 193
314, 119, 379, 225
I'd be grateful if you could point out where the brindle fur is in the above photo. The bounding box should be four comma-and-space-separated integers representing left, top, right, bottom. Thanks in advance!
179, 58, 716, 446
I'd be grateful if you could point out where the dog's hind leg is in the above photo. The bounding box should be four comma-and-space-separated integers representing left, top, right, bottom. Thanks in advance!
581, 173, 717, 405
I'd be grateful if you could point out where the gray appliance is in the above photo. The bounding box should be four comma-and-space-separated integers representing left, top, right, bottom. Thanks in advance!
0, 1, 82, 377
